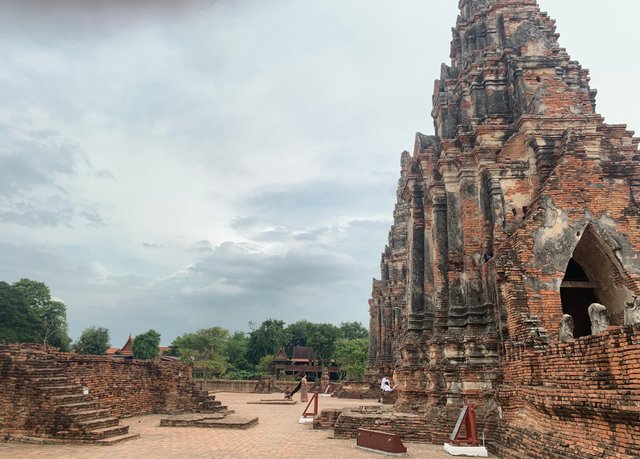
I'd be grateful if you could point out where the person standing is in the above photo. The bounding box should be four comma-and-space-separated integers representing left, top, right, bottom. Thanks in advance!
300, 373, 309, 402
379, 376, 390, 402
380, 379, 396, 403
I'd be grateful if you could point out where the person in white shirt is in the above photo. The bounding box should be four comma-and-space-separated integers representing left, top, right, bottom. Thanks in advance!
379, 376, 395, 402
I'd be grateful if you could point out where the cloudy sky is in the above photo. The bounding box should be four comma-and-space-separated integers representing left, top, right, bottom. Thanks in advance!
1, 0, 638, 347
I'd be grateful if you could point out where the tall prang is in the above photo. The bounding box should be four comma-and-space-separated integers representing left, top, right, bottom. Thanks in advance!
367, 0, 640, 457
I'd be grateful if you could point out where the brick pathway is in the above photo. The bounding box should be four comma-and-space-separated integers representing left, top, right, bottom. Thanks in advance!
0, 392, 500, 458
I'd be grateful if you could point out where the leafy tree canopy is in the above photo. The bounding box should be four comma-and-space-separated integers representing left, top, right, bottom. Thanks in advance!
0, 279, 71, 350
75, 326, 110, 355
334, 338, 368, 381
307, 322, 340, 366
224, 331, 252, 372
132, 329, 161, 359
247, 319, 288, 364
284, 320, 311, 355
171, 327, 229, 375
0, 281, 40, 344
339, 321, 368, 340
12, 278, 71, 350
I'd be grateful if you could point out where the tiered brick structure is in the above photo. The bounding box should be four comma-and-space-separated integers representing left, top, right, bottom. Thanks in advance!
367, 1, 640, 457
0, 345, 228, 443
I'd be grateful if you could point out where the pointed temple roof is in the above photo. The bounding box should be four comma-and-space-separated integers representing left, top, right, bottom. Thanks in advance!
273, 346, 289, 362
118, 334, 134, 356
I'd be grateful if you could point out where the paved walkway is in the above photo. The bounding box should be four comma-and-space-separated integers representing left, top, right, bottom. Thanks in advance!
0, 392, 499, 458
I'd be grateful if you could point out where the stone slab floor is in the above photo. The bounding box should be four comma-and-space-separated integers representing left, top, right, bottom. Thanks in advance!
0, 392, 501, 458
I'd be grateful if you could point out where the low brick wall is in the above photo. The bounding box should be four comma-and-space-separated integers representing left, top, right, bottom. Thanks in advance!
313, 409, 342, 430
0, 345, 60, 436
201, 379, 262, 393
334, 326, 640, 458
334, 404, 496, 445
200, 379, 323, 394
55, 353, 199, 417
494, 325, 640, 459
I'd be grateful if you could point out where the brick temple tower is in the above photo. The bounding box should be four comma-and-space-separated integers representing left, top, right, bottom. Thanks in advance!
367, 1, 640, 457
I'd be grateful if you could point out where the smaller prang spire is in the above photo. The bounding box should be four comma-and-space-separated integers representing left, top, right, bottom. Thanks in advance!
457, 0, 496, 21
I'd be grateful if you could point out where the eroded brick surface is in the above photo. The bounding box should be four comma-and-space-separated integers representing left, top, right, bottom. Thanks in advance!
0, 344, 225, 441
367, 1, 640, 458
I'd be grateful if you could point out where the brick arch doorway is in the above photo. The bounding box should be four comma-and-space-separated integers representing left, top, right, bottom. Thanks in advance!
560, 258, 597, 338
560, 225, 629, 337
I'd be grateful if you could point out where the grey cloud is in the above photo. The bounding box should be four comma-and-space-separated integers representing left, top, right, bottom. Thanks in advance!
236, 179, 396, 228
140, 242, 163, 249
230, 216, 258, 232
0, 197, 105, 229
78, 209, 106, 227
0, 125, 107, 227
94, 170, 115, 180
189, 240, 214, 253
293, 229, 328, 242
146, 240, 361, 328
0, 0, 222, 29
0, 198, 74, 227
0, 126, 79, 196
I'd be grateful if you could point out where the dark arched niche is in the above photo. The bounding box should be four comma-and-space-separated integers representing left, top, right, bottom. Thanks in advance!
560, 225, 631, 337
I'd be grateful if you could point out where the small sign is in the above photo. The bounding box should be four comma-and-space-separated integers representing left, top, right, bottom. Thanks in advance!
83, 386, 89, 396
449, 404, 479, 447
450, 405, 468, 441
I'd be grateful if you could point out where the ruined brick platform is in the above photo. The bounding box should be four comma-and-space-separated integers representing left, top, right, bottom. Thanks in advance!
246, 399, 297, 405
0, 344, 231, 444
159, 412, 258, 430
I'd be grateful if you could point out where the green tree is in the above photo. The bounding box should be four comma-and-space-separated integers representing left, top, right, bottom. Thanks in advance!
224, 331, 252, 373
247, 319, 288, 365
284, 320, 310, 355
307, 322, 340, 367
75, 326, 110, 355
10, 279, 71, 350
0, 281, 40, 343
132, 329, 161, 359
339, 321, 368, 340
258, 354, 275, 376
171, 327, 230, 385
334, 338, 368, 381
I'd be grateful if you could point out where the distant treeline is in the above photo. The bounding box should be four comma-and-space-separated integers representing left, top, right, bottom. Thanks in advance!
0, 279, 369, 380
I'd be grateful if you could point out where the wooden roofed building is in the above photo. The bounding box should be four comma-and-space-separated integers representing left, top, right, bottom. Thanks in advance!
273, 345, 341, 381
105, 334, 134, 359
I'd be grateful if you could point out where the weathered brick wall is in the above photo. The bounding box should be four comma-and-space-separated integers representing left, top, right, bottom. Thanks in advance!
334, 404, 498, 445
0, 345, 61, 436
53, 352, 198, 417
494, 325, 640, 459
0, 344, 214, 438
313, 408, 342, 430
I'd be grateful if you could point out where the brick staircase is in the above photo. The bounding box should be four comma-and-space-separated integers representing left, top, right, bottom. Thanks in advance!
194, 390, 231, 414
4, 347, 138, 444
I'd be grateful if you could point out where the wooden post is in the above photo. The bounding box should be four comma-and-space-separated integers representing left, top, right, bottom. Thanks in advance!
302, 391, 319, 418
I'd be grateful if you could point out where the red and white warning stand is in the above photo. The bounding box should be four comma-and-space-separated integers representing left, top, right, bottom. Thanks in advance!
443, 404, 488, 457
298, 391, 319, 424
